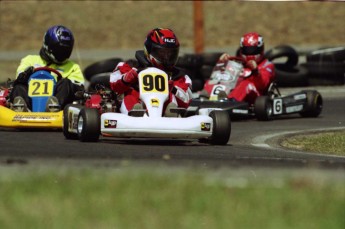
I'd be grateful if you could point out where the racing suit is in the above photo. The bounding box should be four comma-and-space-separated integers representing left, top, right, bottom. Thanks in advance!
10, 55, 85, 109
222, 57, 275, 105
110, 50, 193, 114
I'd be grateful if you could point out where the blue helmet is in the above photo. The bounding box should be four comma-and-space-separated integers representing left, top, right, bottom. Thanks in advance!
40, 25, 74, 64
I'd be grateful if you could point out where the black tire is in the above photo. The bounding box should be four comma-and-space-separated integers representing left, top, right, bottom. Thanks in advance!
299, 90, 323, 118
124, 58, 139, 68
83, 58, 123, 81
88, 72, 111, 90
200, 52, 223, 66
264, 45, 299, 67
254, 96, 273, 121
176, 54, 203, 68
77, 108, 100, 142
208, 110, 231, 145
200, 65, 214, 81
63, 104, 83, 140
306, 46, 345, 63
192, 79, 204, 92
305, 62, 345, 86
274, 63, 309, 87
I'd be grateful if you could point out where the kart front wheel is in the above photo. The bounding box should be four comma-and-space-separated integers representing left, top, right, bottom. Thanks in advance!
299, 90, 323, 117
208, 110, 231, 145
77, 108, 100, 142
254, 96, 273, 121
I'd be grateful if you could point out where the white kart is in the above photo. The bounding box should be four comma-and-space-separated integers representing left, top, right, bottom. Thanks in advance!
64, 67, 231, 145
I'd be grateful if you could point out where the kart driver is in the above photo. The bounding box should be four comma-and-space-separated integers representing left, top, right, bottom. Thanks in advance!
215, 32, 275, 105
10, 25, 85, 112
109, 28, 193, 117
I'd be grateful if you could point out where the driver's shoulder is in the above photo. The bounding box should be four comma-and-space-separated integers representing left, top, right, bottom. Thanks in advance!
21, 55, 43, 63
259, 58, 274, 68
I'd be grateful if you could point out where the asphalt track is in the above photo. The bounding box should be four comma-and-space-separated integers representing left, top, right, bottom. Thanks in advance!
0, 87, 344, 169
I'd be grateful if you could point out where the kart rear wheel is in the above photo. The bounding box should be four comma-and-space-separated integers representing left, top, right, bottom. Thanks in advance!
208, 110, 231, 145
77, 108, 100, 142
254, 96, 273, 121
264, 45, 299, 67
83, 58, 122, 81
63, 104, 83, 140
299, 90, 323, 117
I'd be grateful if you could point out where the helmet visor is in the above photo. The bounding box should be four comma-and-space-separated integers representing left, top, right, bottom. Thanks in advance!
51, 44, 73, 64
151, 44, 179, 67
241, 46, 263, 55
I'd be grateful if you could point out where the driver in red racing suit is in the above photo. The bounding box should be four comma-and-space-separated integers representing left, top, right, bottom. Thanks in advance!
217, 32, 275, 105
109, 28, 192, 116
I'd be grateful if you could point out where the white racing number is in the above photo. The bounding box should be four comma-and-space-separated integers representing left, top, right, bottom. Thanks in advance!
273, 99, 283, 115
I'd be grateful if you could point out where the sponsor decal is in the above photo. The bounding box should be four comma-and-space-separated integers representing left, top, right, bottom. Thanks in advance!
151, 98, 159, 107
294, 94, 306, 100
104, 119, 117, 128
164, 38, 175, 43
12, 114, 59, 122
201, 122, 211, 131
232, 109, 248, 114
68, 112, 79, 130
286, 105, 303, 113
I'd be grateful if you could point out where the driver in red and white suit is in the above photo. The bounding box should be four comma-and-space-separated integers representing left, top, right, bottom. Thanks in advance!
218, 32, 275, 105
109, 28, 192, 116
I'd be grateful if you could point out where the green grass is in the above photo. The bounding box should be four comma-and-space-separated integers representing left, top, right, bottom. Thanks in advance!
0, 167, 344, 229
281, 130, 345, 156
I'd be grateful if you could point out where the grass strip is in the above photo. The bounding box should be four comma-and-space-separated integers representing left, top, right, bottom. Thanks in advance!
281, 130, 345, 156
0, 167, 344, 229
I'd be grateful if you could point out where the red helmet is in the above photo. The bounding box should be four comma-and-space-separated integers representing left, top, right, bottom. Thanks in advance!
240, 32, 264, 63
144, 28, 180, 69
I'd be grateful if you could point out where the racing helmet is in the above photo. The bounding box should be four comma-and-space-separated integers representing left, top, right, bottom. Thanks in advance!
144, 28, 180, 70
239, 32, 264, 63
40, 25, 74, 65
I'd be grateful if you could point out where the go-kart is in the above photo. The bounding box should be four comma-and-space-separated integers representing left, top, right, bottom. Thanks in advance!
0, 67, 63, 129
63, 67, 231, 145
189, 59, 323, 121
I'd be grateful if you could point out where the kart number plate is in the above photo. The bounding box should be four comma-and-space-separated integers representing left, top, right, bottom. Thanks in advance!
273, 99, 283, 115
139, 71, 168, 94
28, 79, 54, 97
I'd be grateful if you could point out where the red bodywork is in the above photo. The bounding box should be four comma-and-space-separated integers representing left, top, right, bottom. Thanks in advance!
85, 94, 102, 110
0, 88, 10, 107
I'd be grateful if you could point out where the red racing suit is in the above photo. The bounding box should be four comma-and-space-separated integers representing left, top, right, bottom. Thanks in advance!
225, 57, 275, 105
109, 50, 193, 114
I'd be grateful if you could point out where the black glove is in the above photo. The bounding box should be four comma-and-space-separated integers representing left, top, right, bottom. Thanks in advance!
73, 84, 86, 99
15, 66, 34, 85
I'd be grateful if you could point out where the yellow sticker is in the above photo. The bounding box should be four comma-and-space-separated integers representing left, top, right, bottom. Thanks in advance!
150, 98, 160, 107
28, 79, 54, 97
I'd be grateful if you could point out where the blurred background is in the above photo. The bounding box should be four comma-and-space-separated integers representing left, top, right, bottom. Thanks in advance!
1, 1, 344, 52
0, 1, 344, 84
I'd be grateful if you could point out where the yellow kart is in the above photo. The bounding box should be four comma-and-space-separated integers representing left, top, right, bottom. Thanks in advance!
0, 67, 63, 129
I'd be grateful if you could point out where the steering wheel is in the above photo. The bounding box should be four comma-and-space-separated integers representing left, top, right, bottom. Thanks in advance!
33, 66, 63, 81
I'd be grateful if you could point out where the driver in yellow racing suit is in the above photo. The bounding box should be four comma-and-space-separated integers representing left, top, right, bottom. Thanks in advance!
10, 25, 85, 112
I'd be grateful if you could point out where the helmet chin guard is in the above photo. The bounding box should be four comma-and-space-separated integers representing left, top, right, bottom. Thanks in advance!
240, 32, 264, 63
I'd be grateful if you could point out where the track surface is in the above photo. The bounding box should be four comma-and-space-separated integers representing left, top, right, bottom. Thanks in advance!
1, 88, 344, 169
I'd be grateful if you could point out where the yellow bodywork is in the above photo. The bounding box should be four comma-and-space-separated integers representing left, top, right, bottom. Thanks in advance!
0, 106, 63, 129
